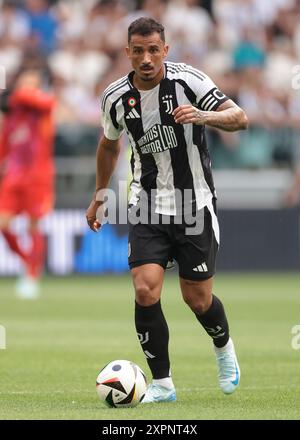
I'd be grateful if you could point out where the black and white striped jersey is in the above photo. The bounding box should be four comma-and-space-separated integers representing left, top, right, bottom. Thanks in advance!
101, 61, 229, 216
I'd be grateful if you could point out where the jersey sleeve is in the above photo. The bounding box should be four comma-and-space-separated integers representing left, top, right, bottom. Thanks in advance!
186, 66, 229, 111
100, 95, 124, 140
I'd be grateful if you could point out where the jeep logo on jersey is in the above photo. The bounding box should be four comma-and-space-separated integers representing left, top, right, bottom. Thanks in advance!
137, 124, 178, 155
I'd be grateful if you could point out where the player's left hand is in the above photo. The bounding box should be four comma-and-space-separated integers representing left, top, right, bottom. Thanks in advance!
173, 105, 207, 125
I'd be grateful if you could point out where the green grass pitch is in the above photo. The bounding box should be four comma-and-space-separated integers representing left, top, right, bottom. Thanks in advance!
0, 272, 299, 420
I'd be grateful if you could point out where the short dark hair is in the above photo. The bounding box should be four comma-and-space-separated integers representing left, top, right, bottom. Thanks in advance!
128, 17, 165, 43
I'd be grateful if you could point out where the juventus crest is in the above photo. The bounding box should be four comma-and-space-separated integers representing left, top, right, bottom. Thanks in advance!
162, 94, 173, 114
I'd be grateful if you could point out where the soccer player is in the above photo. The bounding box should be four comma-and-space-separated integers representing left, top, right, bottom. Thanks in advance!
0, 69, 55, 298
86, 17, 248, 402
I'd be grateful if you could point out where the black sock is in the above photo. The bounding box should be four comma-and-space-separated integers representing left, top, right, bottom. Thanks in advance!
195, 295, 229, 348
135, 300, 170, 379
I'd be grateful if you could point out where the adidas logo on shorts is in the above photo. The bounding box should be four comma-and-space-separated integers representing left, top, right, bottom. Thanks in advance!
193, 262, 208, 272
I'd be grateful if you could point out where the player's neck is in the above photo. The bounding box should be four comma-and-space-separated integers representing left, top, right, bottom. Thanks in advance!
133, 65, 165, 91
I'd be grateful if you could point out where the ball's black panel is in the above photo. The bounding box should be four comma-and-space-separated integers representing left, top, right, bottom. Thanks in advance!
118, 383, 135, 405
105, 390, 116, 408
102, 379, 127, 394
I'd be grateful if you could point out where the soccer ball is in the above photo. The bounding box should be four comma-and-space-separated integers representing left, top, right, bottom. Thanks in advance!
96, 360, 147, 408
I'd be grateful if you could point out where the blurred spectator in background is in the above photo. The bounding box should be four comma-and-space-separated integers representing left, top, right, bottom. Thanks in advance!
0, 0, 30, 47
0, 0, 299, 170
164, 0, 214, 64
25, 0, 59, 53
0, 68, 55, 298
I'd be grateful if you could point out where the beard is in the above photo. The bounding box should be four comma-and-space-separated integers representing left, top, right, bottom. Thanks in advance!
140, 74, 154, 81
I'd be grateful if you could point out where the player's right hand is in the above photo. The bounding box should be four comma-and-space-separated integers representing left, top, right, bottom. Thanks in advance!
86, 199, 103, 232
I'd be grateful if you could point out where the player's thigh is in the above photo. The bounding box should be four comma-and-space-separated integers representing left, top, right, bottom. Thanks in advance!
129, 221, 171, 304
173, 205, 219, 281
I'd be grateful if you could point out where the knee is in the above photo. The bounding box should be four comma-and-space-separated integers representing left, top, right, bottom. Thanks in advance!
132, 265, 164, 307
183, 294, 212, 315
135, 282, 159, 306
181, 281, 212, 315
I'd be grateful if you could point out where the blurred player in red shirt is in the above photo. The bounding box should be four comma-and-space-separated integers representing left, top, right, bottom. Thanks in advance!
0, 69, 55, 298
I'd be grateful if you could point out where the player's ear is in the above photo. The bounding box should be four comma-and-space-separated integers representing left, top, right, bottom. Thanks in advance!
163, 44, 169, 59
125, 46, 130, 59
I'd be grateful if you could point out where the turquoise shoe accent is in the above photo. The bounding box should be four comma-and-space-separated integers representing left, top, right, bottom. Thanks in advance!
141, 384, 177, 404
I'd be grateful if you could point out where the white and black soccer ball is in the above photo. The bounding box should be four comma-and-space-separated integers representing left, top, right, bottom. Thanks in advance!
96, 360, 147, 408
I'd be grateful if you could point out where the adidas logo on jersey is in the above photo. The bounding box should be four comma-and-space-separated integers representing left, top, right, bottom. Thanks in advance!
193, 263, 208, 272
126, 108, 140, 119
